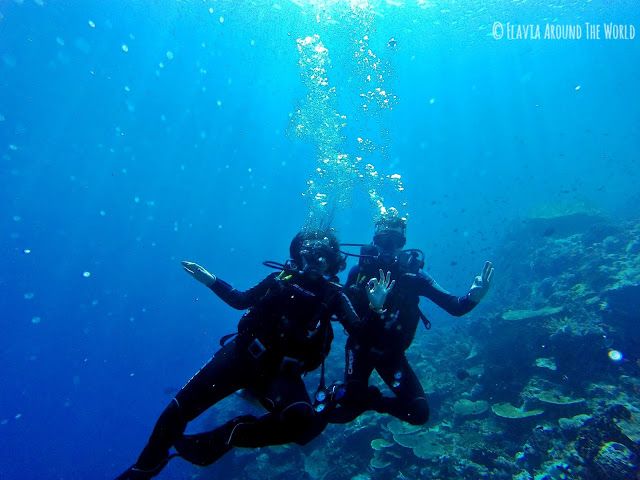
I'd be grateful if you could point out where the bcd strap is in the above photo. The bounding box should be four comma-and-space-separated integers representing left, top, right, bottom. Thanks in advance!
315, 283, 341, 390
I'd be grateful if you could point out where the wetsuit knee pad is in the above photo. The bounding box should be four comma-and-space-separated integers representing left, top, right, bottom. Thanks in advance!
157, 399, 187, 434
341, 382, 372, 407
280, 401, 314, 430
406, 397, 429, 426
280, 401, 320, 445
160, 398, 183, 418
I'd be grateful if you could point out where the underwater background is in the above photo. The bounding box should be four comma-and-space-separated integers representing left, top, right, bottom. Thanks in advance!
1, 0, 639, 479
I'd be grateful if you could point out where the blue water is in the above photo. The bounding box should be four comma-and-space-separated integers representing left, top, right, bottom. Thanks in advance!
1, 1, 638, 479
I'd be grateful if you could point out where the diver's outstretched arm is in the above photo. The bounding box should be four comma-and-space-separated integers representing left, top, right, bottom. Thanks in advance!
181, 261, 276, 310
415, 262, 493, 317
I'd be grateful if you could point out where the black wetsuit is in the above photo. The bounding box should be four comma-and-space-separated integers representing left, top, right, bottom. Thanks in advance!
331, 262, 477, 426
118, 270, 363, 478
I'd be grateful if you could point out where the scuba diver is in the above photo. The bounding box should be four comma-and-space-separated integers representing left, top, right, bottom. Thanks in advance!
331, 210, 494, 426
115, 229, 393, 479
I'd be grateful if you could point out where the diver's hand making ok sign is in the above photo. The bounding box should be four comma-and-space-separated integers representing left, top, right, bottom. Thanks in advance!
367, 269, 395, 314
468, 261, 494, 303
181, 261, 217, 288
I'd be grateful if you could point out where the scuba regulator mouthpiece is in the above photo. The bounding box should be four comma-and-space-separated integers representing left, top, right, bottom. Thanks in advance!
373, 230, 406, 251
289, 231, 346, 277
299, 239, 332, 274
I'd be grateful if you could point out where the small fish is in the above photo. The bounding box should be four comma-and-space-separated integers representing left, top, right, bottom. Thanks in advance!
456, 369, 470, 381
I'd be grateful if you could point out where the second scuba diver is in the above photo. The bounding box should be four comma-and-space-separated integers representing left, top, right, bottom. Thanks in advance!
115, 229, 394, 479
330, 210, 494, 426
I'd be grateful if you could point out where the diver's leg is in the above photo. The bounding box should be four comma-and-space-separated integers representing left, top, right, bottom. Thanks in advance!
230, 373, 319, 446
326, 338, 377, 424
173, 414, 259, 466
374, 354, 429, 425
117, 341, 247, 478
176, 373, 321, 466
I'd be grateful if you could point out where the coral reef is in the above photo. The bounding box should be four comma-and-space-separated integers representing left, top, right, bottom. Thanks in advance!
491, 402, 544, 419
593, 442, 636, 480
502, 306, 564, 321
452, 399, 489, 417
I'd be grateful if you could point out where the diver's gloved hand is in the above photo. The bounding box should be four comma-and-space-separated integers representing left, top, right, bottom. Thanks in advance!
468, 261, 494, 303
181, 261, 216, 287
367, 269, 395, 313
